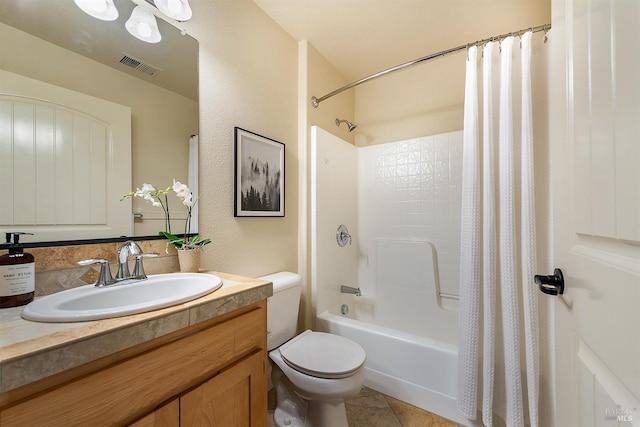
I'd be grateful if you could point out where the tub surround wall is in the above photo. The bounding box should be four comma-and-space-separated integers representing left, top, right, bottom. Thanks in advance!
311, 128, 462, 422
366, 239, 457, 343
312, 128, 463, 322
358, 131, 463, 301
311, 127, 358, 319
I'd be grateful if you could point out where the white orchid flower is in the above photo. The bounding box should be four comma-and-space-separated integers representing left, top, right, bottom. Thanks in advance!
134, 183, 155, 197
121, 179, 209, 249
173, 180, 194, 207
134, 183, 161, 207
172, 180, 189, 196
183, 192, 194, 207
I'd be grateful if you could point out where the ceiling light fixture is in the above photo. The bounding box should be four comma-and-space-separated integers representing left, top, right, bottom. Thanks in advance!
73, 0, 119, 21
153, 0, 192, 22
126, 5, 162, 43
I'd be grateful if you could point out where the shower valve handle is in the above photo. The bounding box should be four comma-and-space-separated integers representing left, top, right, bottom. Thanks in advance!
336, 225, 352, 247
534, 268, 565, 296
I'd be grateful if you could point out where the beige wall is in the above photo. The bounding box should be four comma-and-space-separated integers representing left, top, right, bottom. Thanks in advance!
306, 43, 356, 145
184, 0, 299, 277
2, 0, 300, 279
354, 3, 552, 146
0, 22, 197, 233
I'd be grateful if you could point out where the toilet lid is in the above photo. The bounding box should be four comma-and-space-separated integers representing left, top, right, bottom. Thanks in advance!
278, 330, 366, 379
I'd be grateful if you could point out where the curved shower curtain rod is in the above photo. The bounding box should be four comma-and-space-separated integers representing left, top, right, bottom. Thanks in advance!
310, 23, 551, 108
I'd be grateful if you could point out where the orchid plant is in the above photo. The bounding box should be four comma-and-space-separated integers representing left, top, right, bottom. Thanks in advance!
121, 180, 210, 250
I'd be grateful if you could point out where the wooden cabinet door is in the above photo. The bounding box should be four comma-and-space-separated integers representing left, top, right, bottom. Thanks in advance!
180, 351, 266, 427
129, 399, 179, 427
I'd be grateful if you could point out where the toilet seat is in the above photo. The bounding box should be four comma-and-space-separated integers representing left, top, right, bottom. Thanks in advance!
278, 330, 366, 379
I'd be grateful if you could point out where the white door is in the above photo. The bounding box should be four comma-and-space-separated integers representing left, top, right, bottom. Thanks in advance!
550, 0, 640, 426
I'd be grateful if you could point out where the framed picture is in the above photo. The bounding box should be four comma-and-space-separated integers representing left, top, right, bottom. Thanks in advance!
234, 127, 285, 217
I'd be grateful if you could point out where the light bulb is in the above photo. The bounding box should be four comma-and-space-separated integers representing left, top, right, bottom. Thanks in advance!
154, 0, 192, 21
89, 0, 108, 13
167, 0, 181, 15
137, 22, 152, 38
125, 6, 161, 43
74, 0, 118, 21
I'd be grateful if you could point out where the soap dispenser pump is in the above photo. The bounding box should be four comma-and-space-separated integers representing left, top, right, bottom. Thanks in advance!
0, 232, 35, 308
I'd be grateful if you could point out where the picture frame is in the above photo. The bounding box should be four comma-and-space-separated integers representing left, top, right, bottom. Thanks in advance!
234, 127, 285, 217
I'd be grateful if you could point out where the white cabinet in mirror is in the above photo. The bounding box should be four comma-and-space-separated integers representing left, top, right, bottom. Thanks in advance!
0, 70, 132, 242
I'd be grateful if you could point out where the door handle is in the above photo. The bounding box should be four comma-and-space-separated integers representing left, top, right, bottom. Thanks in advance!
534, 268, 565, 296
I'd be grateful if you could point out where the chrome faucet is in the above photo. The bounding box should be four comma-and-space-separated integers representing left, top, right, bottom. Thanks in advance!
78, 241, 158, 287
340, 285, 361, 296
117, 240, 142, 280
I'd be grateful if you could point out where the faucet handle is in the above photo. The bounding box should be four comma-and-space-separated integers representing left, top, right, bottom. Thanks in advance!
336, 225, 352, 247
77, 259, 114, 287
132, 253, 158, 279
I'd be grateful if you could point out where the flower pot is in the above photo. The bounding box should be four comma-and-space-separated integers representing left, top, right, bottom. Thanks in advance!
177, 247, 201, 273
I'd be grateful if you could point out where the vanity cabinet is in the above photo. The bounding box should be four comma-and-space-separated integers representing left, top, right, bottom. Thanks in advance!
130, 400, 179, 427
0, 301, 268, 427
131, 351, 265, 427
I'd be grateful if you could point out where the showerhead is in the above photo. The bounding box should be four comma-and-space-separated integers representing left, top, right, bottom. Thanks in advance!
335, 118, 357, 132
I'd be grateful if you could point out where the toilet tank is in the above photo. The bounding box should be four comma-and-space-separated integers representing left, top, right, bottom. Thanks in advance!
259, 272, 302, 351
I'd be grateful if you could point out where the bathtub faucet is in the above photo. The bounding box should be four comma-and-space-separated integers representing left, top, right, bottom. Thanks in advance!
340, 285, 361, 296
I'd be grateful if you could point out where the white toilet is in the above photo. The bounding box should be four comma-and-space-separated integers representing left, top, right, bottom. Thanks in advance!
261, 272, 366, 427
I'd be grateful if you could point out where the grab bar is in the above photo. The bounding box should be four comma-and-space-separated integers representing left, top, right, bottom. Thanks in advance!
340, 285, 361, 296
339, 287, 457, 299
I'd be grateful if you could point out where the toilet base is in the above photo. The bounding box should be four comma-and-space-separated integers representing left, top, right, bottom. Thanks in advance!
274, 403, 305, 427
271, 356, 353, 427
272, 365, 307, 427
306, 398, 349, 427
273, 396, 350, 427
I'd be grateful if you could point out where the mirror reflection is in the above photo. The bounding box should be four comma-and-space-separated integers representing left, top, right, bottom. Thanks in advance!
0, 0, 198, 244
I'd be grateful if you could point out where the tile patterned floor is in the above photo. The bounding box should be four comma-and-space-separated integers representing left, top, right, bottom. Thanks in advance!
269, 386, 461, 426
345, 387, 462, 427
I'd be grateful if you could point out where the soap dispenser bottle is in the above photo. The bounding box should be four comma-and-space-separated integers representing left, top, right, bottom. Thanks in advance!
0, 232, 35, 308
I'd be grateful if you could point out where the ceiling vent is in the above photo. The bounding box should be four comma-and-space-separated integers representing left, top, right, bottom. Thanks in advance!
119, 54, 162, 76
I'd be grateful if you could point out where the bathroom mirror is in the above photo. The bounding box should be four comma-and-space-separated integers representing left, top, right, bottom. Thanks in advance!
0, 0, 198, 245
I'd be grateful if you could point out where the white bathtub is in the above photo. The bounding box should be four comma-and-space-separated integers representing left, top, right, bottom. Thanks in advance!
317, 310, 469, 425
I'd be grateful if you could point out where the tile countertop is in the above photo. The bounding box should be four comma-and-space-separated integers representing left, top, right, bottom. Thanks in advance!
0, 271, 272, 394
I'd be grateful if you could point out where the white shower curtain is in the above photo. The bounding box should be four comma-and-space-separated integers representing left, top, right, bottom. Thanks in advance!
457, 32, 539, 427
188, 134, 199, 233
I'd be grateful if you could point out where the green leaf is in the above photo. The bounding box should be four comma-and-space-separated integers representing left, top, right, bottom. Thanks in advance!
159, 231, 186, 246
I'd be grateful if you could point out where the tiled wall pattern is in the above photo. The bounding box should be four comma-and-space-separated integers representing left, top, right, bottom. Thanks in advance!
358, 130, 463, 297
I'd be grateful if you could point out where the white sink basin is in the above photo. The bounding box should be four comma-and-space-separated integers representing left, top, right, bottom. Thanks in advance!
21, 273, 223, 323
